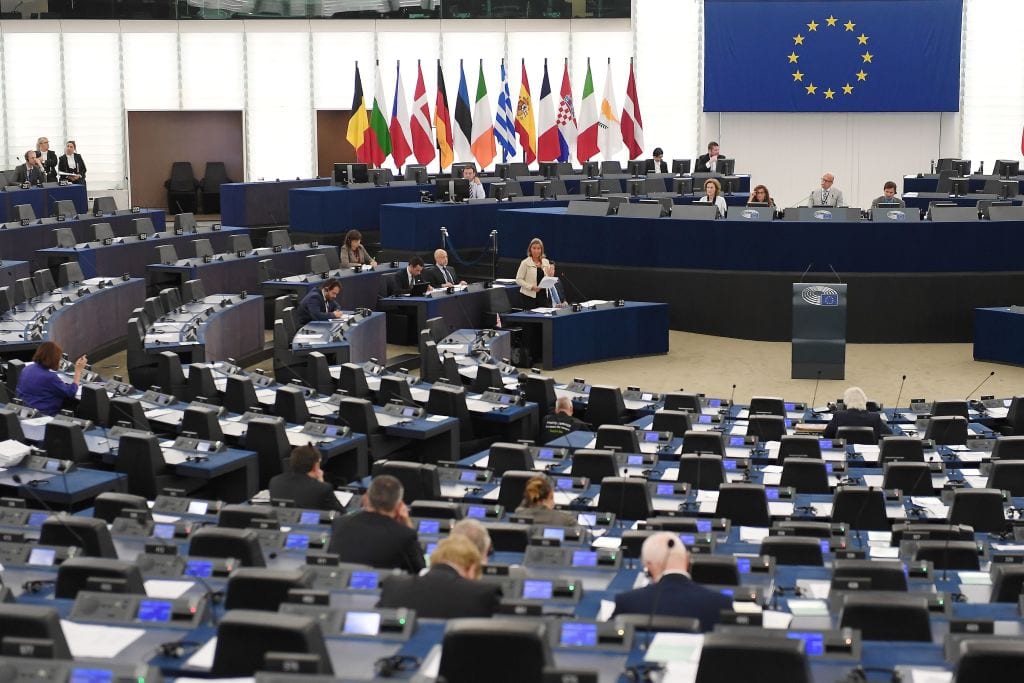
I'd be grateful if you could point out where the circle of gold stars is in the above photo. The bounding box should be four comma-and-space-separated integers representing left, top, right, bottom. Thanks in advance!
788, 14, 871, 101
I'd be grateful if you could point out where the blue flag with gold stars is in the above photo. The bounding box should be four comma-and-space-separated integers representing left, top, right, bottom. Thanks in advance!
703, 0, 962, 112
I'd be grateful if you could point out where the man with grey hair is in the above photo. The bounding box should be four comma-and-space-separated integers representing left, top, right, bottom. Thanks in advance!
541, 396, 591, 443
611, 531, 732, 631
326, 474, 425, 573
450, 518, 492, 561
425, 248, 466, 287
822, 386, 891, 440
809, 172, 845, 207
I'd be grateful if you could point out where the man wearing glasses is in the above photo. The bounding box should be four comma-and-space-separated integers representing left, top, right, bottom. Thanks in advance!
809, 173, 845, 207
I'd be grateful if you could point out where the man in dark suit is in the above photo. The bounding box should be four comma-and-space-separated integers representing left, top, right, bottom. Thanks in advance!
541, 397, 591, 443
295, 278, 343, 328
822, 386, 892, 440
383, 256, 426, 297
35, 137, 58, 183
377, 534, 501, 618
695, 141, 726, 173
327, 474, 425, 573
14, 151, 46, 185
612, 531, 732, 631
645, 147, 668, 173
268, 445, 344, 512
425, 249, 466, 287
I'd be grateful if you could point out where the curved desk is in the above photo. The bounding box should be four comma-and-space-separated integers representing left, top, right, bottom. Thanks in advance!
143, 293, 264, 364
292, 310, 386, 365
0, 260, 30, 288
0, 276, 145, 359
261, 262, 404, 315
496, 207, 1024, 343
377, 282, 517, 345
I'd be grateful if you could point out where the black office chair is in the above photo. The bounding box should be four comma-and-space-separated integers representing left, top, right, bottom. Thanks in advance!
0, 408, 24, 442
181, 406, 224, 441
305, 253, 329, 275
32, 268, 55, 294
246, 417, 292, 490
524, 375, 556, 415
470, 364, 504, 395
954, 640, 1024, 683
109, 397, 150, 430
748, 396, 786, 417
595, 425, 639, 454
53, 199, 77, 218
925, 415, 968, 445
339, 397, 408, 463
652, 409, 692, 435
200, 161, 232, 214
225, 375, 260, 414
377, 375, 414, 407
832, 559, 908, 591
211, 609, 331, 677
217, 504, 277, 529
586, 385, 628, 426
371, 460, 441, 503
778, 435, 821, 461
55, 558, 145, 599
43, 420, 90, 465
230, 233, 253, 253
695, 632, 810, 683
132, 217, 154, 237
57, 261, 85, 288
989, 564, 1024, 602
159, 288, 182, 314
93, 492, 150, 524
189, 527, 265, 567
266, 230, 292, 249
570, 449, 618, 482
992, 435, 1024, 460
439, 619, 551, 683
153, 351, 188, 401
682, 430, 725, 455
879, 436, 925, 463
839, 593, 932, 641
186, 363, 219, 404
746, 415, 786, 442
0, 604, 72, 658
948, 488, 1008, 533
759, 536, 823, 566
780, 457, 830, 494
303, 352, 334, 396
174, 212, 197, 234
14, 278, 36, 304
192, 238, 215, 260
4, 359, 24, 397
596, 477, 653, 521
663, 392, 702, 413
986, 460, 1024, 496
837, 426, 876, 445
496, 471, 538, 512
93, 196, 118, 214
166, 161, 199, 213
419, 340, 444, 384
224, 567, 312, 612
274, 385, 309, 425
13, 204, 36, 221
715, 483, 770, 527
40, 517, 117, 558
690, 556, 741, 586
54, 227, 76, 248
677, 454, 727, 491
879, 461, 934, 495
997, 397, 1024, 436
426, 383, 493, 458
913, 540, 980, 570
931, 399, 969, 419
90, 222, 115, 243
488, 442, 533, 477
831, 486, 889, 531
337, 363, 371, 399
77, 385, 110, 427
116, 433, 204, 500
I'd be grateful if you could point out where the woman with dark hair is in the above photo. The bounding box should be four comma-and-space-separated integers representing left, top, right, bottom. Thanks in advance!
513, 475, 577, 526
57, 140, 86, 184
747, 184, 776, 207
340, 229, 374, 267
16, 341, 86, 415
697, 178, 728, 217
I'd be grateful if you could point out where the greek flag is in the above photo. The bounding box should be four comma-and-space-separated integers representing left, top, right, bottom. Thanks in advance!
495, 60, 517, 162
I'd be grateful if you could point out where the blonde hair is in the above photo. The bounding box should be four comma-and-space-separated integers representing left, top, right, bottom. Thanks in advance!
526, 238, 545, 258
704, 178, 722, 199
843, 386, 869, 411
521, 475, 553, 508
429, 534, 483, 577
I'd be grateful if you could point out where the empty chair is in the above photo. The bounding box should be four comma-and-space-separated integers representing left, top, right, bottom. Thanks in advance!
913, 540, 980, 570
274, 385, 309, 425
189, 527, 265, 567
925, 415, 968, 445
715, 483, 770, 527
305, 253, 329, 275
54, 227, 76, 248
987, 460, 1024, 496
337, 363, 371, 399
948, 488, 1007, 533
371, 461, 441, 503
419, 340, 444, 384
652, 409, 692, 435
339, 397, 408, 462
224, 375, 259, 414
303, 351, 335, 395
43, 420, 90, 464
132, 217, 154, 236
116, 432, 203, 500
586, 385, 627, 426
217, 504, 276, 529
570, 449, 618, 482
778, 435, 822, 460
212, 609, 331, 677
664, 392, 703, 413
224, 567, 311, 612
600, 160, 623, 175
831, 487, 889, 531
192, 238, 214, 259
246, 417, 291, 489
143, 296, 165, 322
109, 397, 150, 430
596, 477, 654, 521
438, 619, 550, 683
230, 233, 253, 253
93, 492, 149, 524
159, 284, 182, 311
186, 363, 219, 403
40, 516, 117, 558
266, 230, 292, 249
175, 212, 198, 234
837, 426, 876, 445
759, 536, 823, 566
425, 383, 492, 457
882, 461, 935, 495
318, 246, 340, 269
156, 351, 187, 400
993, 435, 1024, 460
780, 457, 830, 494
682, 430, 725, 456
166, 161, 198, 213
488, 442, 533, 477
14, 204, 36, 221
954, 640, 1024, 683
879, 436, 925, 463
53, 199, 77, 217
90, 222, 115, 242
1000, 397, 1024, 436
200, 161, 232, 214
92, 196, 117, 214
677, 454, 727, 491
32, 268, 55, 294
990, 565, 1024, 602
181, 406, 224, 441
695, 632, 810, 683
55, 557, 146, 600
14, 278, 36, 304
182, 278, 206, 304
839, 593, 932, 641
595, 425, 640, 453
690, 555, 741, 586
377, 375, 414, 407
155, 244, 179, 265
524, 375, 556, 414
0, 407, 24, 442
832, 559, 908, 591
77, 385, 110, 426
931, 399, 969, 419
746, 415, 786, 441
470, 364, 504, 395
0, 604, 72, 659
749, 396, 786, 417
57, 261, 85, 287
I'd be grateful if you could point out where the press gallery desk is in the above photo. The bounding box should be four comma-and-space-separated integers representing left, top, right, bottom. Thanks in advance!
495, 207, 1024, 344
0, 182, 87, 222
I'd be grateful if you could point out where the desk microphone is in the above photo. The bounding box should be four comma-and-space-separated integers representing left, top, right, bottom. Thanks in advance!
556, 269, 588, 305
964, 370, 995, 400
809, 370, 821, 417
12, 473, 87, 550
727, 384, 737, 408
892, 375, 908, 421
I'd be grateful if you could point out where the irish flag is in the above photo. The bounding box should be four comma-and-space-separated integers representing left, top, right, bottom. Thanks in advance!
470, 60, 496, 169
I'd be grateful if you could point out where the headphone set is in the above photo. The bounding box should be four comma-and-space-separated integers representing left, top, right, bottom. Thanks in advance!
157, 640, 203, 659
373, 654, 420, 677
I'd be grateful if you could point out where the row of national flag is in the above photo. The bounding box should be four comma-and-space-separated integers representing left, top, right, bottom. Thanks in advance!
345, 58, 644, 171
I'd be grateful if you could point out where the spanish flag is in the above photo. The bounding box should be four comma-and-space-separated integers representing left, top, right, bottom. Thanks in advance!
514, 60, 537, 165
345, 63, 370, 163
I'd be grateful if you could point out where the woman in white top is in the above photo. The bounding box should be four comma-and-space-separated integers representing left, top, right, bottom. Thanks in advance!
697, 178, 727, 218
515, 237, 554, 309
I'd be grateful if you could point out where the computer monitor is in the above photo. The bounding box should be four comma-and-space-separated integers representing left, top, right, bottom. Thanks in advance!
627, 160, 646, 177
671, 159, 691, 175
949, 177, 969, 196
717, 158, 736, 176
672, 177, 694, 195
539, 162, 560, 178
994, 159, 1021, 178
368, 168, 392, 186
404, 165, 429, 183
720, 176, 740, 195
333, 163, 368, 185
434, 178, 471, 203
581, 161, 600, 178
951, 159, 971, 177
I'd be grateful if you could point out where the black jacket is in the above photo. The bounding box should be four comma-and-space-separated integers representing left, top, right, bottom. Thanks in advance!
645, 159, 668, 173
327, 510, 426, 573
612, 573, 732, 632
295, 287, 341, 328
58, 153, 87, 183
377, 564, 501, 618
383, 268, 423, 297
541, 412, 591, 444
38, 150, 58, 182
14, 163, 45, 185
267, 471, 344, 512
821, 409, 893, 440
425, 264, 459, 287
695, 153, 726, 173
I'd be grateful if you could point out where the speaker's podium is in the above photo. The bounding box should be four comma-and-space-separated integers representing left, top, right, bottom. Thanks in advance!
792, 282, 846, 379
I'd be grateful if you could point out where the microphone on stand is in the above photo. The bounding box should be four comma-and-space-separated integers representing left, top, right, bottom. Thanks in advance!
964, 371, 995, 400
808, 370, 822, 417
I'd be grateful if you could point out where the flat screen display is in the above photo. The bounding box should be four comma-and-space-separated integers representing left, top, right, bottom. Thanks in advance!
537, 448, 555, 459
299, 511, 321, 525
696, 520, 712, 533
28, 547, 56, 566
559, 622, 598, 647
656, 483, 674, 496
460, 471, 477, 482
137, 599, 173, 622
556, 478, 573, 489
418, 520, 440, 534
349, 571, 379, 590
522, 580, 553, 600
728, 436, 745, 447
577, 513, 596, 526
786, 632, 825, 656
184, 560, 213, 578
153, 523, 175, 539
643, 431, 660, 443
467, 506, 486, 519
28, 512, 48, 526
572, 551, 598, 567
285, 533, 310, 550
187, 501, 209, 515
542, 528, 565, 541
69, 669, 113, 683
627, 455, 643, 465
736, 558, 751, 573
342, 611, 381, 636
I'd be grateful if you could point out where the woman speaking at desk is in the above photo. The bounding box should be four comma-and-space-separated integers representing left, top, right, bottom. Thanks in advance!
16, 341, 87, 415
516, 237, 555, 309
697, 178, 728, 218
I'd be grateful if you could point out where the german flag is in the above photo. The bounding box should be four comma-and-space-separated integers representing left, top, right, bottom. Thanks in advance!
345, 63, 370, 163
434, 61, 454, 170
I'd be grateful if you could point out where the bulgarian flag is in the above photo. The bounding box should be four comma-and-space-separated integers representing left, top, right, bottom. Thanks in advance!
365, 62, 392, 166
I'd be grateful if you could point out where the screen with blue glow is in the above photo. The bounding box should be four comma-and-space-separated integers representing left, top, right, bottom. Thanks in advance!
697, 520, 712, 533
784, 419, 793, 428
538, 448, 555, 459
522, 580, 553, 599
786, 632, 825, 656
559, 622, 598, 647
323, 425, 338, 436
28, 512, 48, 526
784, 403, 795, 411
137, 599, 173, 622
723, 460, 737, 470
418, 520, 440, 534
729, 436, 745, 447
343, 611, 381, 636
572, 551, 598, 567
153, 523, 175, 539
467, 506, 486, 519
425, 542, 438, 555
69, 669, 113, 683
719, 588, 734, 596
644, 431, 660, 442
825, 463, 833, 474
299, 511, 321, 525
737, 558, 751, 573
349, 571, 378, 589
542, 527, 565, 541
708, 399, 721, 408
699, 415, 712, 424
680, 534, 695, 545
578, 513, 596, 526
628, 455, 643, 465
656, 483, 674, 496
28, 547, 56, 566
766, 488, 779, 500
820, 540, 831, 554
557, 478, 573, 489
184, 560, 213, 578
285, 533, 310, 550
819, 439, 833, 449
460, 471, 477, 482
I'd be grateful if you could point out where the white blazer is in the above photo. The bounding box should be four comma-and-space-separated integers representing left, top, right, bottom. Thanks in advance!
515, 256, 551, 299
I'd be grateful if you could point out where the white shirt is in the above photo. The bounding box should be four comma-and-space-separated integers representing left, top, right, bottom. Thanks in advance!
698, 195, 728, 217
64, 154, 77, 170
708, 156, 718, 172
467, 179, 485, 200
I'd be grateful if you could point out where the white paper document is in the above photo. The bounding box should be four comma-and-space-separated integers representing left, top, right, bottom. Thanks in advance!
60, 620, 146, 659
144, 579, 196, 599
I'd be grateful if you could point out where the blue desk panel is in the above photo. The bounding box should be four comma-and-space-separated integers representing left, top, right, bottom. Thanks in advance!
290, 184, 433, 234
974, 307, 1024, 365
0, 183, 87, 222
903, 174, 1024, 194
220, 178, 330, 227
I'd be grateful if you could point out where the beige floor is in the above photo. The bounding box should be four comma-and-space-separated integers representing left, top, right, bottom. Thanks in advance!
99, 330, 1024, 405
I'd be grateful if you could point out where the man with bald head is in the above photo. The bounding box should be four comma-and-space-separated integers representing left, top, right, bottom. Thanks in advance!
425, 249, 466, 288
809, 173, 845, 207
611, 531, 732, 631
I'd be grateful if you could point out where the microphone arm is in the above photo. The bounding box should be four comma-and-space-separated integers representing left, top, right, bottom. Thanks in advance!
965, 371, 995, 400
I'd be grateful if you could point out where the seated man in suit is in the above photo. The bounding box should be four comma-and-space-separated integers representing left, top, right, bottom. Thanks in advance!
425, 248, 466, 287
295, 277, 343, 328
541, 397, 591, 443
822, 386, 892, 440
695, 141, 725, 173
14, 150, 46, 185
327, 474, 425, 573
612, 531, 732, 632
384, 256, 427, 297
463, 165, 486, 200
808, 173, 846, 207
376, 535, 501, 618
870, 180, 906, 208
645, 147, 668, 173
268, 445, 344, 512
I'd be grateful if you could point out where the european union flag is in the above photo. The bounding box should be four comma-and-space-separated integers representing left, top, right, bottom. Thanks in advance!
704, 0, 962, 112
821, 294, 839, 306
